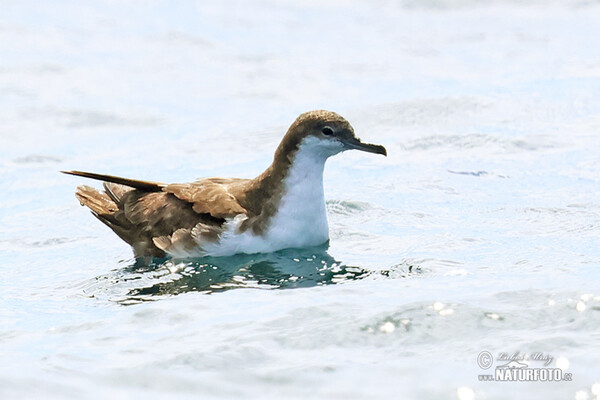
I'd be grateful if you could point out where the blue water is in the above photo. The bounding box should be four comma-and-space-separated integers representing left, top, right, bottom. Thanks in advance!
1, 1, 600, 399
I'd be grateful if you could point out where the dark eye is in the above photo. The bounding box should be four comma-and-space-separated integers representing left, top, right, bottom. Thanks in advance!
321, 126, 334, 136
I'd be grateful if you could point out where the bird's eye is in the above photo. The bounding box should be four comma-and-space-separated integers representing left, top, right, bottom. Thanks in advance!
321, 126, 334, 136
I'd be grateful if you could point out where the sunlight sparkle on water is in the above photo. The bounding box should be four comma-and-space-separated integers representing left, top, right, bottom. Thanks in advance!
456, 386, 475, 400
379, 321, 396, 334
439, 308, 454, 316
485, 312, 501, 320
576, 301, 587, 312
575, 390, 590, 400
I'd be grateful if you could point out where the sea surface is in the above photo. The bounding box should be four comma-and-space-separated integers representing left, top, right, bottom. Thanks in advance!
1, 1, 599, 399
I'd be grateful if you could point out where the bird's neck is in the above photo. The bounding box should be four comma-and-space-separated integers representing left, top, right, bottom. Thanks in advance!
256, 137, 328, 199
279, 142, 328, 197
255, 139, 330, 243
241, 137, 329, 234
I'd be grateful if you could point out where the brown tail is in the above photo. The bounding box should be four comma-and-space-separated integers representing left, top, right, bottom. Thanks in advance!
74, 185, 118, 215
74, 185, 139, 246
62, 170, 165, 192
65, 172, 171, 258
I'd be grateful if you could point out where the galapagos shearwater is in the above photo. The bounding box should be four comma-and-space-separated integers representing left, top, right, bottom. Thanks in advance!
63, 110, 386, 258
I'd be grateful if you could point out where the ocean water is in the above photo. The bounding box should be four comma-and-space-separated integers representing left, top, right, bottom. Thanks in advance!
1, 1, 600, 399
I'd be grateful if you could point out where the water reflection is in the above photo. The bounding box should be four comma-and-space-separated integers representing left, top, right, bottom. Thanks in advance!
93, 245, 376, 304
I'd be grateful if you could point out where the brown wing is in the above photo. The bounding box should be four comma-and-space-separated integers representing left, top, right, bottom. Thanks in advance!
165, 178, 250, 219
119, 189, 226, 257
65, 171, 251, 258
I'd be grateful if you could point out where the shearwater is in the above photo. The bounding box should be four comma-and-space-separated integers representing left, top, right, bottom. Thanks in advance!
63, 110, 387, 259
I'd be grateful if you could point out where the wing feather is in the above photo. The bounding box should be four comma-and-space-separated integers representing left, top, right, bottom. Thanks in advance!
166, 178, 249, 219
66, 172, 252, 258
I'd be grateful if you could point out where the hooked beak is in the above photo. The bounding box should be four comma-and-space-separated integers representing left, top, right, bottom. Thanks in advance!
343, 137, 387, 156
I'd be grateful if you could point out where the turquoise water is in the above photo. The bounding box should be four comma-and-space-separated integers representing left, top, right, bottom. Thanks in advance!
1, 1, 600, 399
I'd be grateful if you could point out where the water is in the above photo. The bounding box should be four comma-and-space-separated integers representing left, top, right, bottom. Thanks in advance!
1, 1, 600, 398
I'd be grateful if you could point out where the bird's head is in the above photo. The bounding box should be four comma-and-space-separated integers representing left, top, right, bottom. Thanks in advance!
277, 110, 387, 161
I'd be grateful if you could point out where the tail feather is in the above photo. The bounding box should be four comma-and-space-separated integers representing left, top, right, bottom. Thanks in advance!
62, 170, 165, 192
75, 185, 118, 215
64, 170, 204, 259
74, 185, 141, 248
103, 182, 133, 204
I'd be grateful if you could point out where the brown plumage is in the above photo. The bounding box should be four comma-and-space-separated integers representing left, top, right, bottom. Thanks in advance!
67, 175, 254, 257
63, 110, 387, 258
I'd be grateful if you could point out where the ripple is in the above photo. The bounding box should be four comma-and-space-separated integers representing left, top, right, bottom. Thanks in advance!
403, 133, 497, 151
447, 170, 489, 177
516, 206, 600, 236
19, 107, 164, 128
402, 133, 558, 153
326, 199, 373, 215
0, 236, 92, 249
12, 155, 62, 164
355, 97, 491, 128
81, 246, 377, 304
361, 290, 600, 349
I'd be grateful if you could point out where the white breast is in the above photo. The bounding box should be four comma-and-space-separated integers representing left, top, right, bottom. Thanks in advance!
264, 141, 330, 248
201, 137, 332, 256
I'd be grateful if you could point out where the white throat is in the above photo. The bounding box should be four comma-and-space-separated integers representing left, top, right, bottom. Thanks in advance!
265, 136, 332, 247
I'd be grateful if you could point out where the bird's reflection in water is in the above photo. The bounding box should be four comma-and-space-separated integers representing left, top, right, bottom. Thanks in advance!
104, 245, 372, 304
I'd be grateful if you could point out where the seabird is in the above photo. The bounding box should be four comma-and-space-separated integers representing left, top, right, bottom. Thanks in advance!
63, 110, 387, 259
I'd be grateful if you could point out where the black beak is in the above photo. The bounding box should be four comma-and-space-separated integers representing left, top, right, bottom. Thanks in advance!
343, 137, 387, 156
